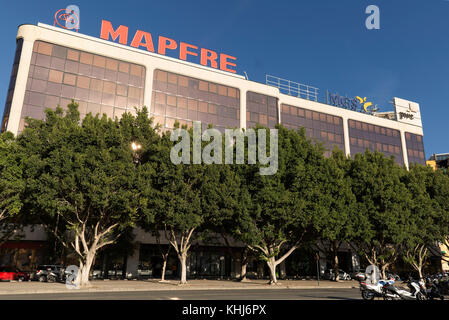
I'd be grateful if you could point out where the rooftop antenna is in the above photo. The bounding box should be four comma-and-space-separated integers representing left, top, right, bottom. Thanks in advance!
243, 71, 249, 80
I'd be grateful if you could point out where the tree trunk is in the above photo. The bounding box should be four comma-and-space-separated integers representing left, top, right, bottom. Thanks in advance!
240, 247, 248, 281
161, 258, 168, 282
179, 253, 187, 284
240, 262, 248, 281
330, 240, 342, 281
77, 250, 96, 288
267, 256, 277, 284
159, 246, 170, 282
381, 263, 389, 280
333, 253, 340, 281
166, 228, 194, 285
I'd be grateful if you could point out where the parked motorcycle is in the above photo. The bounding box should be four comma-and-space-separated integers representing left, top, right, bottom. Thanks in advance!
424, 277, 445, 300
360, 280, 397, 300
382, 278, 426, 300
356, 273, 397, 300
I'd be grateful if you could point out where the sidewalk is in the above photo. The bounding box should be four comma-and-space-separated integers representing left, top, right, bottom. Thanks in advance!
0, 279, 359, 295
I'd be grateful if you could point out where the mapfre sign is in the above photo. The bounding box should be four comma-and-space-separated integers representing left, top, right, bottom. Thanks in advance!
100, 20, 237, 74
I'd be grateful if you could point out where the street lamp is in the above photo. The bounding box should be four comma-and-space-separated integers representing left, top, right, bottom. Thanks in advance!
131, 142, 142, 152
131, 142, 142, 163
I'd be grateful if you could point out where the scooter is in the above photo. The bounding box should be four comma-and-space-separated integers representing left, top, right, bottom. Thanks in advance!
382, 278, 426, 300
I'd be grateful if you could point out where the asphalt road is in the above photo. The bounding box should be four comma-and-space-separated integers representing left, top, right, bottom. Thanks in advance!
0, 288, 362, 300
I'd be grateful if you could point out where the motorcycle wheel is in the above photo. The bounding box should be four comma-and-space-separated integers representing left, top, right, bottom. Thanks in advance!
47, 275, 56, 283
416, 292, 426, 300
361, 290, 375, 300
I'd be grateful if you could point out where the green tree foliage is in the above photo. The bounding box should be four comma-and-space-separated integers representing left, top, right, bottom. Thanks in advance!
143, 126, 206, 284
314, 149, 358, 281
0, 131, 25, 243
235, 125, 325, 284
400, 165, 449, 278
18, 102, 149, 287
348, 151, 410, 278
4, 98, 449, 285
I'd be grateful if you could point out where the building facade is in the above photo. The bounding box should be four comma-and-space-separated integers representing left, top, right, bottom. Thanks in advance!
1, 23, 426, 278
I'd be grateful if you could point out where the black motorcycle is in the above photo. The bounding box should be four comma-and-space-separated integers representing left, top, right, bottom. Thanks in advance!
425, 277, 445, 300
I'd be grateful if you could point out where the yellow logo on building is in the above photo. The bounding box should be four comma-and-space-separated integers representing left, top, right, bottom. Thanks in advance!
356, 96, 373, 113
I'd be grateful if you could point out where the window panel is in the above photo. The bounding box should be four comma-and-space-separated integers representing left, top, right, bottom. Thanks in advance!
38, 42, 53, 56
19, 41, 144, 128
63, 73, 76, 86
167, 95, 177, 106
77, 76, 90, 89
103, 81, 116, 94
105, 58, 118, 71
48, 70, 63, 83
80, 52, 93, 65
93, 55, 106, 68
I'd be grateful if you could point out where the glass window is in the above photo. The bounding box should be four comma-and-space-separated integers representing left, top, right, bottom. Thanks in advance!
167, 95, 177, 106
348, 119, 403, 165
48, 70, 63, 83
19, 41, 145, 127
280, 103, 344, 154
151, 69, 240, 131
38, 42, 53, 56
63, 73, 76, 86
405, 132, 425, 165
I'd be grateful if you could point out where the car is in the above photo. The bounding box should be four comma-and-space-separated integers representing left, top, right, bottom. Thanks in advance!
0, 266, 30, 281
33, 265, 65, 282
324, 269, 351, 281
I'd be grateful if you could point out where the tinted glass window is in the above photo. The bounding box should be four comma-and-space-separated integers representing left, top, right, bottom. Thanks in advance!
405, 132, 425, 165
151, 69, 240, 133
348, 119, 403, 165
246, 91, 278, 129
18, 41, 145, 134
280, 103, 344, 156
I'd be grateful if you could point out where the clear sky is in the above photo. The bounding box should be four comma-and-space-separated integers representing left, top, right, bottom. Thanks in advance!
0, 0, 448, 158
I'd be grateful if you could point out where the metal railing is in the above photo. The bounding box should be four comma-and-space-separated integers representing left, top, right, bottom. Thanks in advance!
266, 74, 319, 102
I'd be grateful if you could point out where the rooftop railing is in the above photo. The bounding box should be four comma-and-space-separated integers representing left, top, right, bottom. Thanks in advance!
266, 74, 319, 102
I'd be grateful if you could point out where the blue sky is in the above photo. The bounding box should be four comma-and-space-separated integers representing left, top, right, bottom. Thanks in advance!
0, 0, 448, 158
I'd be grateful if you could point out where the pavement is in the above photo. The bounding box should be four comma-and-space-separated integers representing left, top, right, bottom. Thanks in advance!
0, 288, 362, 300
0, 279, 359, 295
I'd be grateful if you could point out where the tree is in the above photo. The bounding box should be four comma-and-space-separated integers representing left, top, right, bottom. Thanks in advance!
144, 125, 206, 284
430, 170, 449, 267
0, 131, 25, 244
314, 149, 358, 281
348, 151, 410, 279
403, 165, 449, 277
235, 125, 324, 284
18, 102, 148, 287
199, 136, 250, 281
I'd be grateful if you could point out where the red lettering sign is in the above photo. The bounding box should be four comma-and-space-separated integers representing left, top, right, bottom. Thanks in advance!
100, 20, 128, 45
100, 20, 237, 73
158, 36, 177, 55
200, 48, 218, 69
130, 30, 155, 52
